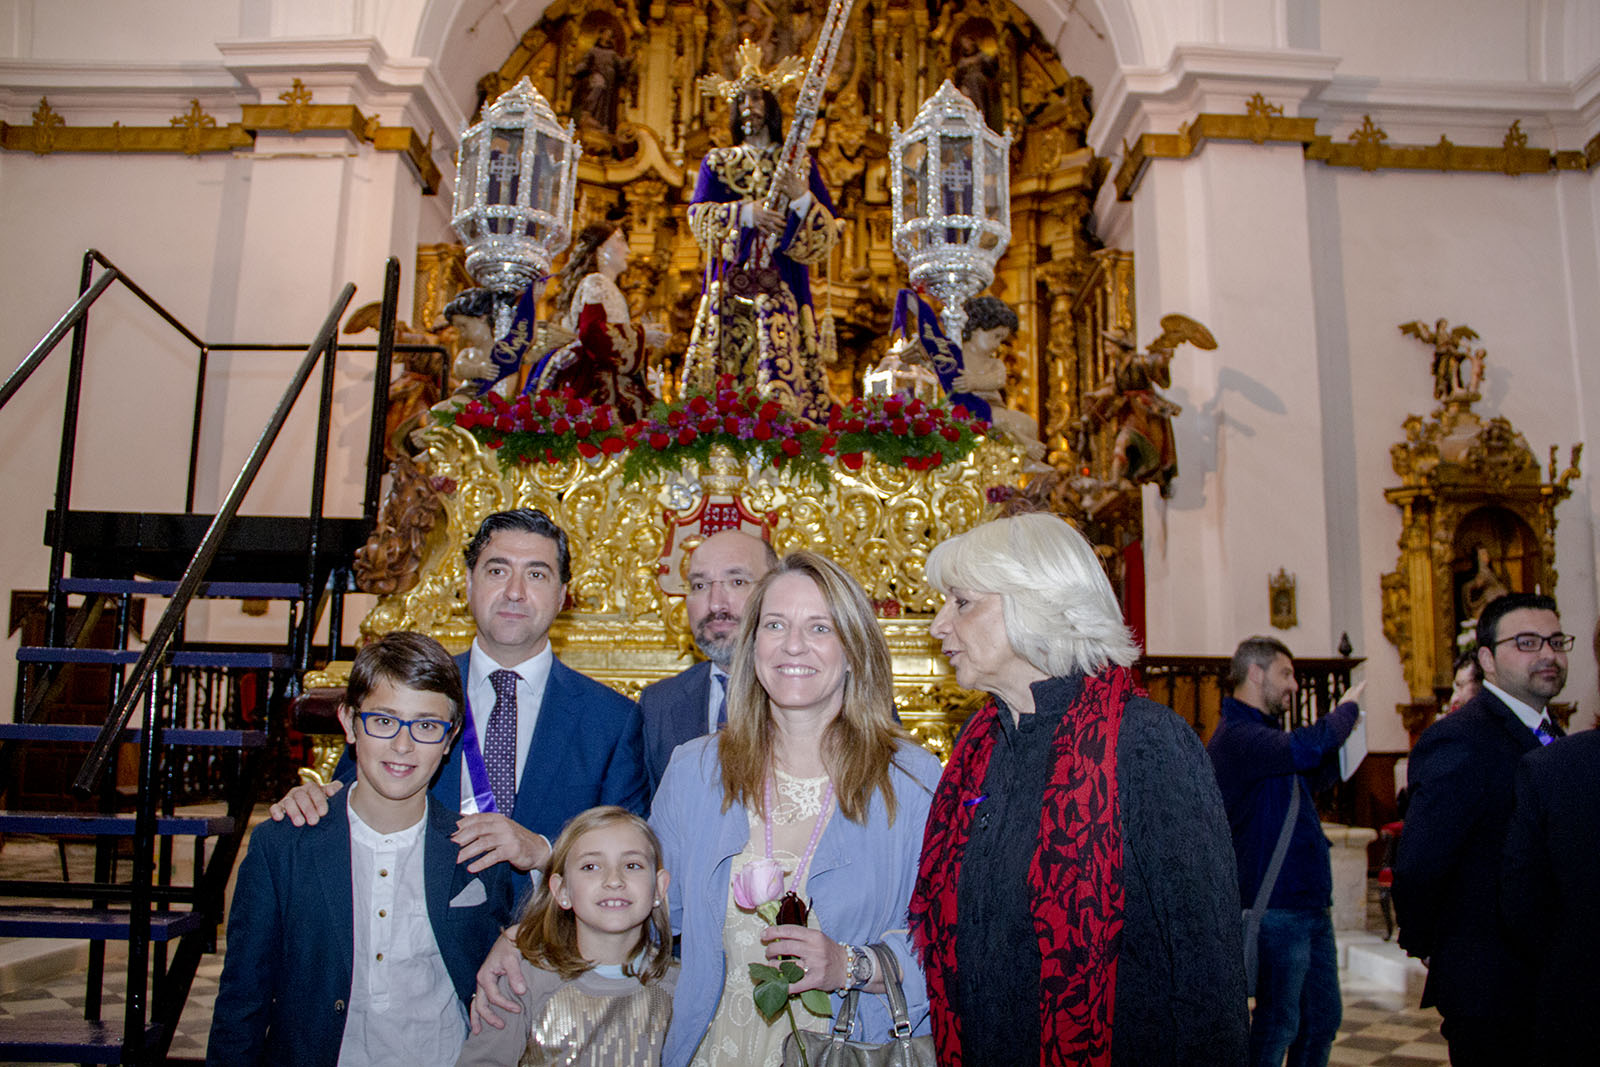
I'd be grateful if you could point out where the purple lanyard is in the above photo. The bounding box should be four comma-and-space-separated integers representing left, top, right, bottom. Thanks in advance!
765, 775, 834, 892
456, 690, 499, 814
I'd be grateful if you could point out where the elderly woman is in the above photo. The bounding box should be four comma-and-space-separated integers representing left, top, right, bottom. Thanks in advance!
910, 512, 1247, 1066
651, 550, 942, 1066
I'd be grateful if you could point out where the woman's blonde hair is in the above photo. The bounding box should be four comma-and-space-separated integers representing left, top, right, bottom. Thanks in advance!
513, 806, 672, 984
925, 512, 1140, 677
719, 551, 908, 825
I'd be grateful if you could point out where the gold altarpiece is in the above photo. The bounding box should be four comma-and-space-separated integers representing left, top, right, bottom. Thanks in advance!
353, 0, 1151, 753
1379, 328, 1581, 733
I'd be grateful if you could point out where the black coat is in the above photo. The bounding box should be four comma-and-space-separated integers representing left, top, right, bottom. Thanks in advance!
1392, 689, 1540, 1021
1501, 729, 1600, 1065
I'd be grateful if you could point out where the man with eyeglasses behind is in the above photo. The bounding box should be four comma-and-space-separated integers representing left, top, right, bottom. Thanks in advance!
1394, 592, 1571, 1065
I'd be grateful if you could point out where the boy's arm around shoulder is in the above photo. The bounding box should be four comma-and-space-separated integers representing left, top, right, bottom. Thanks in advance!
206, 824, 286, 1066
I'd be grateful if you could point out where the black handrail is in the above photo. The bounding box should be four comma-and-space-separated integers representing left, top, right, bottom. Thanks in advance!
364, 257, 402, 522
0, 267, 118, 411
72, 282, 357, 796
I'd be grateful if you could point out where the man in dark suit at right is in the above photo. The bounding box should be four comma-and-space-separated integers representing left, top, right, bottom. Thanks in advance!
1499, 619, 1600, 1066
638, 528, 775, 800
1394, 591, 1572, 1065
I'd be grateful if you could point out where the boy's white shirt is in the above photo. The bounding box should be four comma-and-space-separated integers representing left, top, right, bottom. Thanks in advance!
337, 784, 465, 1067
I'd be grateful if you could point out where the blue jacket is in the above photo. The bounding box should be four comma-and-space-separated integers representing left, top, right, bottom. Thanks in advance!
1206, 695, 1357, 910
207, 791, 515, 1066
649, 735, 942, 1067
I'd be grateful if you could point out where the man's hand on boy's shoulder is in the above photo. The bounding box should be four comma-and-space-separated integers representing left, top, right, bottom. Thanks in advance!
269, 780, 342, 826
452, 813, 551, 874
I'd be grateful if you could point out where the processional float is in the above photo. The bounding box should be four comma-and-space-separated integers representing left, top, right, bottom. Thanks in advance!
348, 0, 1035, 756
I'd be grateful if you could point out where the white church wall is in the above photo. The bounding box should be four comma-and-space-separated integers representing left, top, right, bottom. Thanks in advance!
1312, 165, 1599, 742
1316, 0, 1537, 83
0, 2, 449, 702
1137, 140, 1337, 662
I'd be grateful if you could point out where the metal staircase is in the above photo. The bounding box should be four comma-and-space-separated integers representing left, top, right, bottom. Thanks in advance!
0, 250, 427, 1063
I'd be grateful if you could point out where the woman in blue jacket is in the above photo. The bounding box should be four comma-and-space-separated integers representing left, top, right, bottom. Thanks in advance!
650, 550, 941, 1067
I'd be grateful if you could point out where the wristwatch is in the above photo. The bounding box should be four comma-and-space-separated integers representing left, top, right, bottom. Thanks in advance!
847, 944, 873, 987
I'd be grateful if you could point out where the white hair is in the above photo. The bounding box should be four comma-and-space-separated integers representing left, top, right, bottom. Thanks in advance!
925, 512, 1140, 677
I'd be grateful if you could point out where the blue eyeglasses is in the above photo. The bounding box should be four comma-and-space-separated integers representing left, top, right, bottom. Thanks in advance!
354, 712, 454, 744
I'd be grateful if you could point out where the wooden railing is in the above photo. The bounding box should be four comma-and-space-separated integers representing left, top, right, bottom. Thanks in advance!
1138, 655, 1365, 742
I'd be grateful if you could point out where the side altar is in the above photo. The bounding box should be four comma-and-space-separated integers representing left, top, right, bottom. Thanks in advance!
358, 418, 1025, 759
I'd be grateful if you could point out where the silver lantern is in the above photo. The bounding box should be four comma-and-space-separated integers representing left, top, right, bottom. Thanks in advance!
452, 76, 581, 305
889, 79, 1012, 342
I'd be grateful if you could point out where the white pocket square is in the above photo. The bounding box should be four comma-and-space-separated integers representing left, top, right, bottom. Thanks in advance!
449, 878, 487, 908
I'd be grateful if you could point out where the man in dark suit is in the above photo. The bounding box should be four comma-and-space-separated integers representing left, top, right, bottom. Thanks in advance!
1499, 619, 1600, 1066
271, 508, 647, 876
638, 528, 775, 799
1393, 592, 1572, 1065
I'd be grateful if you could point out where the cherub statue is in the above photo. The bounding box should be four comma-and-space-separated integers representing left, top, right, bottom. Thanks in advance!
439, 288, 501, 400
951, 296, 1046, 462
1399, 318, 1483, 402
1089, 314, 1216, 498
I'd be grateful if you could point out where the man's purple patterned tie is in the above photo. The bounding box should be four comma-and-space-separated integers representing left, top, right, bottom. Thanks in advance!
485, 669, 520, 813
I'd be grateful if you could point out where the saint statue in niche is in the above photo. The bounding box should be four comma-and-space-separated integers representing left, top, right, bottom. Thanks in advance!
1458, 543, 1511, 624
952, 35, 1002, 132
571, 27, 631, 134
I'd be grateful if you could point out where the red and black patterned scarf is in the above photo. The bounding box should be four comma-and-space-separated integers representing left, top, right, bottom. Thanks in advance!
909, 666, 1137, 1067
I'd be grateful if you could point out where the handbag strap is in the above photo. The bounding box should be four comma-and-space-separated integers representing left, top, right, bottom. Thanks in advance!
868, 942, 914, 1039
1250, 777, 1301, 914
829, 984, 860, 1039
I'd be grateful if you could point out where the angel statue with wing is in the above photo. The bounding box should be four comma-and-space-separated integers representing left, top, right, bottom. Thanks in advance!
1089, 314, 1216, 498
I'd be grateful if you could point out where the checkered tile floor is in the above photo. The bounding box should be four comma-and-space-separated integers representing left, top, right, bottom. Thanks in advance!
0, 824, 1450, 1064
1329, 975, 1448, 1065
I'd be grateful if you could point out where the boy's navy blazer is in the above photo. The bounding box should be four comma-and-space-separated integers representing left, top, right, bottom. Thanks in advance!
429, 651, 648, 834
206, 790, 515, 1067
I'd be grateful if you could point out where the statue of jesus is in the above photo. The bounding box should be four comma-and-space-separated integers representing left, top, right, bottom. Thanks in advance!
684, 41, 837, 419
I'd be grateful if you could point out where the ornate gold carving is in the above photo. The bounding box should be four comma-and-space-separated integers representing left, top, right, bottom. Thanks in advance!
0, 87, 439, 191
31, 97, 63, 155
1381, 323, 1582, 701
1269, 569, 1297, 630
359, 423, 1025, 740
279, 78, 314, 133
354, 454, 447, 596
1116, 104, 1587, 200
1347, 114, 1387, 172
170, 99, 218, 156
1244, 93, 1284, 143
1114, 109, 1319, 199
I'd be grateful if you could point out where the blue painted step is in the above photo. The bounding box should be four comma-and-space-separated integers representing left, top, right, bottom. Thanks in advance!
0, 812, 233, 836
0, 724, 265, 747
16, 647, 291, 669
0, 1019, 160, 1063
0, 905, 207, 941
59, 577, 303, 599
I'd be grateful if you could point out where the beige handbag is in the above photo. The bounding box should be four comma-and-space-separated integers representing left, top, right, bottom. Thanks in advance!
783, 943, 936, 1067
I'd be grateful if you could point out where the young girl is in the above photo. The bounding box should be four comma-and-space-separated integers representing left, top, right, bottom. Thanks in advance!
456, 806, 678, 1066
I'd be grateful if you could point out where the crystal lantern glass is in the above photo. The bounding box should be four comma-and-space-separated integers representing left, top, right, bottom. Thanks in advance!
889, 79, 1012, 342
452, 77, 581, 299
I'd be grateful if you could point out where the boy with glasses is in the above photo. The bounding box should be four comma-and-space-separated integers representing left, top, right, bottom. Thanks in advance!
208, 632, 516, 1067
1394, 593, 1570, 1065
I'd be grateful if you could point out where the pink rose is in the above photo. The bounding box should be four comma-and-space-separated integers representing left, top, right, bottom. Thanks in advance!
731, 857, 786, 911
